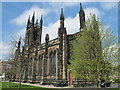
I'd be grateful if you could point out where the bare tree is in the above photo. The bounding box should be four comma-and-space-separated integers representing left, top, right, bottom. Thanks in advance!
5, 36, 24, 88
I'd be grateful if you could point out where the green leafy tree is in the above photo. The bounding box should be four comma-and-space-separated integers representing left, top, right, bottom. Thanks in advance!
68, 14, 118, 86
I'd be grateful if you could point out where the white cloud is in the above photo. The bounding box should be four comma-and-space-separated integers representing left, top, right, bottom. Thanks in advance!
16, 13, 79, 43
16, 7, 102, 43
46, 2, 79, 16
41, 7, 102, 43
42, 13, 79, 43
16, 28, 26, 38
0, 42, 11, 55
11, 2, 78, 27
11, 3, 102, 44
11, 3, 78, 27
49, 2, 78, 8
0, 41, 17, 60
85, 7, 103, 19
100, 2, 117, 10
11, 5, 49, 26
11, 3, 103, 28
14, 11, 79, 43
65, 14, 80, 34
42, 21, 59, 43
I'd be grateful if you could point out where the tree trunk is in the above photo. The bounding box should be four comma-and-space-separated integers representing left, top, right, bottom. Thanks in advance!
8, 79, 10, 87
18, 73, 22, 90
97, 77, 101, 88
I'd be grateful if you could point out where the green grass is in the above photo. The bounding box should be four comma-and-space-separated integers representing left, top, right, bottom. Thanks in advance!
1, 82, 120, 90
1, 82, 58, 90
0, 82, 2, 90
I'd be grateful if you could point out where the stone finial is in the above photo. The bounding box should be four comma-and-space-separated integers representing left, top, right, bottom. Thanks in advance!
18, 37, 21, 49
27, 15, 30, 28
60, 8, 64, 20
80, 3, 83, 10
40, 15, 43, 28
36, 19, 38, 25
45, 34, 49, 40
60, 8, 64, 28
79, 3, 85, 30
32, 11, 35, 24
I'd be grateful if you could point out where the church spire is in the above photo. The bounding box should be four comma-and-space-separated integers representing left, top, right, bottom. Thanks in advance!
32, 11, 35, 25
79, 3, 85, 30
60, 8, 64, 28
40, 15, 43, 28
27, 15, 30, 28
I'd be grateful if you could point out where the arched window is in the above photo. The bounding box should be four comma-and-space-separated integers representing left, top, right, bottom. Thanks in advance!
50, 52, 53, 75
29, 57, 32, 76
38, 54, 43, 76
50, 51, 56, 75
53, 51, 56, 75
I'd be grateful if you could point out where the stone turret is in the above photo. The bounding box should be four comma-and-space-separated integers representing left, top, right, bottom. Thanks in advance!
58, 8, 66, 35
79, 3, 85, 30
45, 34, 49, 55
58, 8, 67, 80
25, 16, 30, 48
37, 16, 43, 44
43, 34, 49, 81
29, 12, 35, 46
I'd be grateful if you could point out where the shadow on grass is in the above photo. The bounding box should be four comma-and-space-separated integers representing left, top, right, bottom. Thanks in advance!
2, 88, 58, 90
2, 88, 120, 90
2, 82, 58, 90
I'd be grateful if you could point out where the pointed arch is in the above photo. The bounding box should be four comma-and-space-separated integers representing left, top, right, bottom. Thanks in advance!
53, 50, 56, 75
38, 54, 43, 76
49, 50, 56, 76
28, 57, 32, 76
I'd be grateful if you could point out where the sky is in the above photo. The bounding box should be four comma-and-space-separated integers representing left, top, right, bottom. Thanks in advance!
0, 1, 118, 60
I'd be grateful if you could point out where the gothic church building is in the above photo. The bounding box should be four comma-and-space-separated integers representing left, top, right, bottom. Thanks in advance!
13, 3, 85, 85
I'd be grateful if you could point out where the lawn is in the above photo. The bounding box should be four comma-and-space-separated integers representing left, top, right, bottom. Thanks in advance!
1, 82, 57, 90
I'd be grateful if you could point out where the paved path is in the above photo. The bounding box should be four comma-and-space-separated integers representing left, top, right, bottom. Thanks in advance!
13, 82, 73, 88
13, 82, 119, 89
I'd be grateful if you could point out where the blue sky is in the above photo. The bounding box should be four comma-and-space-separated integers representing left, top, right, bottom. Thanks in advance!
1, 2, 118, 60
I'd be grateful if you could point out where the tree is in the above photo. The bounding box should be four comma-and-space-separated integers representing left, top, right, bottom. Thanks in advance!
1, 61, 7, 75
4, 36, 24, 88
68, 14, 118, 87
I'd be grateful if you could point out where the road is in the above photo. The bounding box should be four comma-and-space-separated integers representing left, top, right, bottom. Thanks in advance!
85, 83, 119, 88
61, 83, 119, 90
107, 83, 119, 88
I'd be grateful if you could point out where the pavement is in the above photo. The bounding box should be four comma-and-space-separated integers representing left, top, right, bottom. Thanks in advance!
12, 82, 73, 88
13, 82, 119, 89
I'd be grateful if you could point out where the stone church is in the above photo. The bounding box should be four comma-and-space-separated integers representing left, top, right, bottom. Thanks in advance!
12, 3, 86, 85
